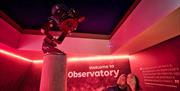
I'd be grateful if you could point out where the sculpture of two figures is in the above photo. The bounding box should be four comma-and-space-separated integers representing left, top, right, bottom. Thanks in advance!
41, 3, 85, 54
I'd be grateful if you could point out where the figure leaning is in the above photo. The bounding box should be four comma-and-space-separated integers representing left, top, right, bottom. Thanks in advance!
41, 3, 85, 54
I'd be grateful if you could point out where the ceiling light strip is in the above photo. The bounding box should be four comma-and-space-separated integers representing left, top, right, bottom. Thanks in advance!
0, 49, 130, 64
0, 49, 32, 62
68, 55, 130, 61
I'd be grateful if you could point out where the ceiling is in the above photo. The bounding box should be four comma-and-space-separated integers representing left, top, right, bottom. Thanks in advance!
0, 0, 137, 35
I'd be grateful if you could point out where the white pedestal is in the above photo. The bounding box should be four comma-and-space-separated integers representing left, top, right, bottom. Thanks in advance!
40, 53, 67, 91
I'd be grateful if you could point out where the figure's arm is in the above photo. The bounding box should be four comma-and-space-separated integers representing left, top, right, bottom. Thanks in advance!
41, 7, 85, 45
41, 19, 55, 40
41, 18, 62, 47
55, 16, 85, 44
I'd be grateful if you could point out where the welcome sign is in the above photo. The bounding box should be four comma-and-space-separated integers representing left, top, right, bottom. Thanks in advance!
67, 59, 131, 91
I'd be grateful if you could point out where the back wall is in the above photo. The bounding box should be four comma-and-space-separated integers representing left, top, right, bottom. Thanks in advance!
129, 36, 180, 91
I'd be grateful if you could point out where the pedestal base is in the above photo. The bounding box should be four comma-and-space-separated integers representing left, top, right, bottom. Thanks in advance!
40, 53, 67, 91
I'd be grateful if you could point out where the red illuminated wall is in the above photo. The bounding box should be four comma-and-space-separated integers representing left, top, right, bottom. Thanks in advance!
0, 51, 130, 91
129, 36, 180, 91
67, 59, 131, 91
0, 54, 42, 91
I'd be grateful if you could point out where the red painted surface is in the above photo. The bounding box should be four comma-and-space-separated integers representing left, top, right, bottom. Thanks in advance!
0, 19, 21, 48
0, 50, 42, 91
18, 34, 110, 56
0, 46, 129, 63
67, 58, 131, 91
129, 36, 180, 91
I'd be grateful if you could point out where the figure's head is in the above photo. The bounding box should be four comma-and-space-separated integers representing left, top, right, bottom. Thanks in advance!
127, 74, 136, 85
127, 73, 141, 91
51, 4, 68, 18
68, 8, 78, 17
117, 74, 127, 87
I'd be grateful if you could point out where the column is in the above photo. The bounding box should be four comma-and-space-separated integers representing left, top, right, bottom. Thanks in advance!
40, 53, 67, 91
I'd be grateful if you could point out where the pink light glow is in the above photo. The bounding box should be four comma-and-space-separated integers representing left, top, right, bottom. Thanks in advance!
0, 49, 130, 64
68, 55, 130, 62
33, 60, 43, 63
0, 49, 32, 62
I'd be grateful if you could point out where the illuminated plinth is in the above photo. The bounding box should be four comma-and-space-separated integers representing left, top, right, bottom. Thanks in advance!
40, 53, 67, 91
